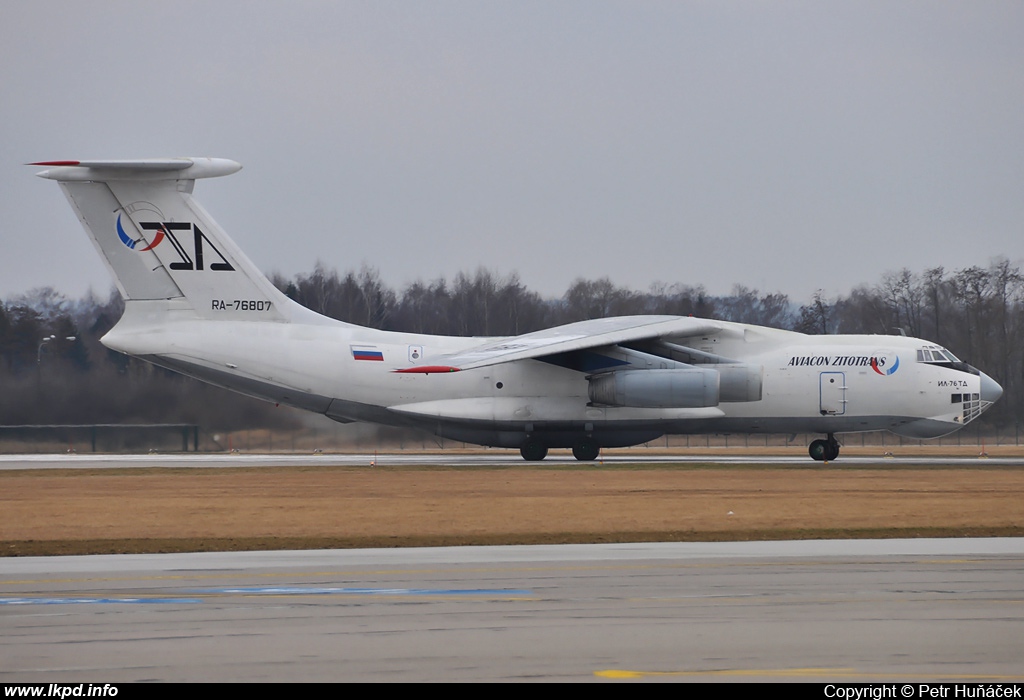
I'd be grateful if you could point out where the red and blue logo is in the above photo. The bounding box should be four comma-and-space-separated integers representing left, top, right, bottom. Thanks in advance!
870, 355, 900, 375
117, 214, 164, 251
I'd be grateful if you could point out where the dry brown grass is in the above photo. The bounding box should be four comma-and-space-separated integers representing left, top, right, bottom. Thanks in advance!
2, 461, 1023, 555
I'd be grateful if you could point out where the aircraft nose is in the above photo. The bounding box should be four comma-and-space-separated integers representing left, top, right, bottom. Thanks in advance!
980, 372, 1003, 404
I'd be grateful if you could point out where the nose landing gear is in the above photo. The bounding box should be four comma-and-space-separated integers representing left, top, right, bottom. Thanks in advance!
809, 434, 840, 461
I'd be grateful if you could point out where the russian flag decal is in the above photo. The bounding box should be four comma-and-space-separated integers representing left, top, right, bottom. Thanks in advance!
351, 345, 384, 361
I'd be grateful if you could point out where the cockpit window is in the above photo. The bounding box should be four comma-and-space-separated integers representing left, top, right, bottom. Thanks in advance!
917, 345, 960, 363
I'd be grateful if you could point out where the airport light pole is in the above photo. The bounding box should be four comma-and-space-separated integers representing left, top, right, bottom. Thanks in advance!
37, 335, 55, 365
37, 335, 77, 364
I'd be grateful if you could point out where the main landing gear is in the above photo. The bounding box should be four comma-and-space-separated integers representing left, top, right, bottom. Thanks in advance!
808, 434, 840, 461
518, 436, 601, 461
519, 438, 548, 461
571, 437, 600, 462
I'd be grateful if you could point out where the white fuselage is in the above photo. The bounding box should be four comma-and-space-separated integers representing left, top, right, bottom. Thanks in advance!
102, 302, 991, 449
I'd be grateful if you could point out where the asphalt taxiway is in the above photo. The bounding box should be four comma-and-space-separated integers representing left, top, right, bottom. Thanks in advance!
3, 539, 1024, 682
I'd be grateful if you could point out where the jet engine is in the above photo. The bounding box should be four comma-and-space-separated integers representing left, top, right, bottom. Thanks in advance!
588, 368, 720, 408
587, 364, 762, 408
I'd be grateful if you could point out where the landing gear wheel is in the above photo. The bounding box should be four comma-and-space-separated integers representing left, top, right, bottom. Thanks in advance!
572, 437, 600, 461
809, 439, 828, 461
520, 438, 548, 461
809, 436, 841, 461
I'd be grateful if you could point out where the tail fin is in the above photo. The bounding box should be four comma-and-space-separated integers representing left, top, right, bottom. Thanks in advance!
34, 158, 304, 323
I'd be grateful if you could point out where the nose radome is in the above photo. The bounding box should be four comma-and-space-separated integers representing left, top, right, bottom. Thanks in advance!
980, 372, 1003, 404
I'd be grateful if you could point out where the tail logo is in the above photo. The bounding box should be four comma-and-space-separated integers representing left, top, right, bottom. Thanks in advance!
116, 214, 164, 251
115, 215, 235, 271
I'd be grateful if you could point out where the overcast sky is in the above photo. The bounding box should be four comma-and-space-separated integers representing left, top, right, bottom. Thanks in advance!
3, 1, 1022, 307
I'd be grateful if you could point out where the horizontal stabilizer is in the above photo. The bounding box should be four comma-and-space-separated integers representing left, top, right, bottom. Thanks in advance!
32, 158, 241, 181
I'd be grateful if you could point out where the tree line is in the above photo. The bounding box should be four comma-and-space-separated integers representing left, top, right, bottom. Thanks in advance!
2, 258, 1021, 431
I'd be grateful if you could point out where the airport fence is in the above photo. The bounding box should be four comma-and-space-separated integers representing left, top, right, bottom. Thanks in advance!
0, 424, 199, 453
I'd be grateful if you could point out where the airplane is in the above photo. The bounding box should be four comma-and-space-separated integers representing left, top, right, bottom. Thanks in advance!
32, 157, 1003, 461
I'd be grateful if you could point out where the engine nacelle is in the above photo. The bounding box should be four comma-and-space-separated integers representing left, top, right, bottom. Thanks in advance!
716, 364, 763, 402
588, 368, 720, 408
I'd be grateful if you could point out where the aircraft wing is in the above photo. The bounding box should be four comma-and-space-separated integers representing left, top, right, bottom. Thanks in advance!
400, 315, 723, 372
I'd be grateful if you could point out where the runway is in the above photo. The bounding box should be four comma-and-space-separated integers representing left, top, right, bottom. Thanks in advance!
3, 539, 1024, 682
2, 451, 1022, 469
